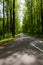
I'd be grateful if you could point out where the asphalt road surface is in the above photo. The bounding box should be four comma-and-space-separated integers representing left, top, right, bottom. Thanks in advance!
0, 33, 43, 65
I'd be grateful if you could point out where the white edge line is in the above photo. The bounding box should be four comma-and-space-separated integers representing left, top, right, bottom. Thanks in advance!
31, 43, 43, 52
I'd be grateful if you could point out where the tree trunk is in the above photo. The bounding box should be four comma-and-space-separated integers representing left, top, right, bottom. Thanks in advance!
10, 9, 13, 33
41, 0, 43, 33
31, 0, 33, 33
12, 0, 15, 37
6, 1, 9, 33
3, 0, 5, 38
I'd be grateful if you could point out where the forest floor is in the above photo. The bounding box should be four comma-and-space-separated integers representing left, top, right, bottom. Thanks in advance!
0, 33, 43, 65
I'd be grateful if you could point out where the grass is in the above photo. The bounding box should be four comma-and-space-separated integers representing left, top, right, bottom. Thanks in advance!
0, 34, 20, 46
0, 38, 14, 46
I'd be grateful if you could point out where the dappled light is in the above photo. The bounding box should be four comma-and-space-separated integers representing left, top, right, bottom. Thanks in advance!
0, 53, 36, 65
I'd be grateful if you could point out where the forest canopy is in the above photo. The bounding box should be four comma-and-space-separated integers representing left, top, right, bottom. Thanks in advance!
0, 0, 21, 40
22, 0, 43, 37
0, 0, 43, 41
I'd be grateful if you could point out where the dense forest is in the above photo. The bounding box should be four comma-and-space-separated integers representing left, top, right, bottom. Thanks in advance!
22, 0, 43, 37
0, 0, 21, 40
0, 0, 43, 40
0, 1, 43, 65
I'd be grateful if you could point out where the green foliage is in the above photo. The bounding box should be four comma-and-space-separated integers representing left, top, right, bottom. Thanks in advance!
0, 38, 14, 46
22, 0, 43, 37
0, 0, 43, 41
0, 0, 21, 40
15, 0, 21, 34
0, 34, 20, 46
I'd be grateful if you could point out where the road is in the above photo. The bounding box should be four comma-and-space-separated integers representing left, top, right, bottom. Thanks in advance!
0, 33, 43, 65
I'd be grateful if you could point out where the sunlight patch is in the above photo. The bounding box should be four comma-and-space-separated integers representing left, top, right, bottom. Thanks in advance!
20, 54, 36, 65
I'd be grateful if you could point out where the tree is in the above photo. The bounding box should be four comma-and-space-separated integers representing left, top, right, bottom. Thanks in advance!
12, 0, 15, 37
3, 0, 5, 38
41, 0, 43, 33
15, 0, 21, 34
6, 0, 9, 33
22, 0, 43, 36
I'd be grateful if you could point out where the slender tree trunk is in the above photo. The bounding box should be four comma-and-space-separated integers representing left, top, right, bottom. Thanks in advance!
34, 8, 35, 33
41, 0, 43, 33
10, 9, 13, 33
10, 0, 15, 37
31, 0, 33, 24
3, 0, 5, 38
31, 0, 33, 33
6, 1, 9, 33
6, 11, 9, 33
12, 0, 15, 37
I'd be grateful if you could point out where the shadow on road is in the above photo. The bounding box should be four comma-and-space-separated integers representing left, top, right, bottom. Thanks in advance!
0, 36, 43, 65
